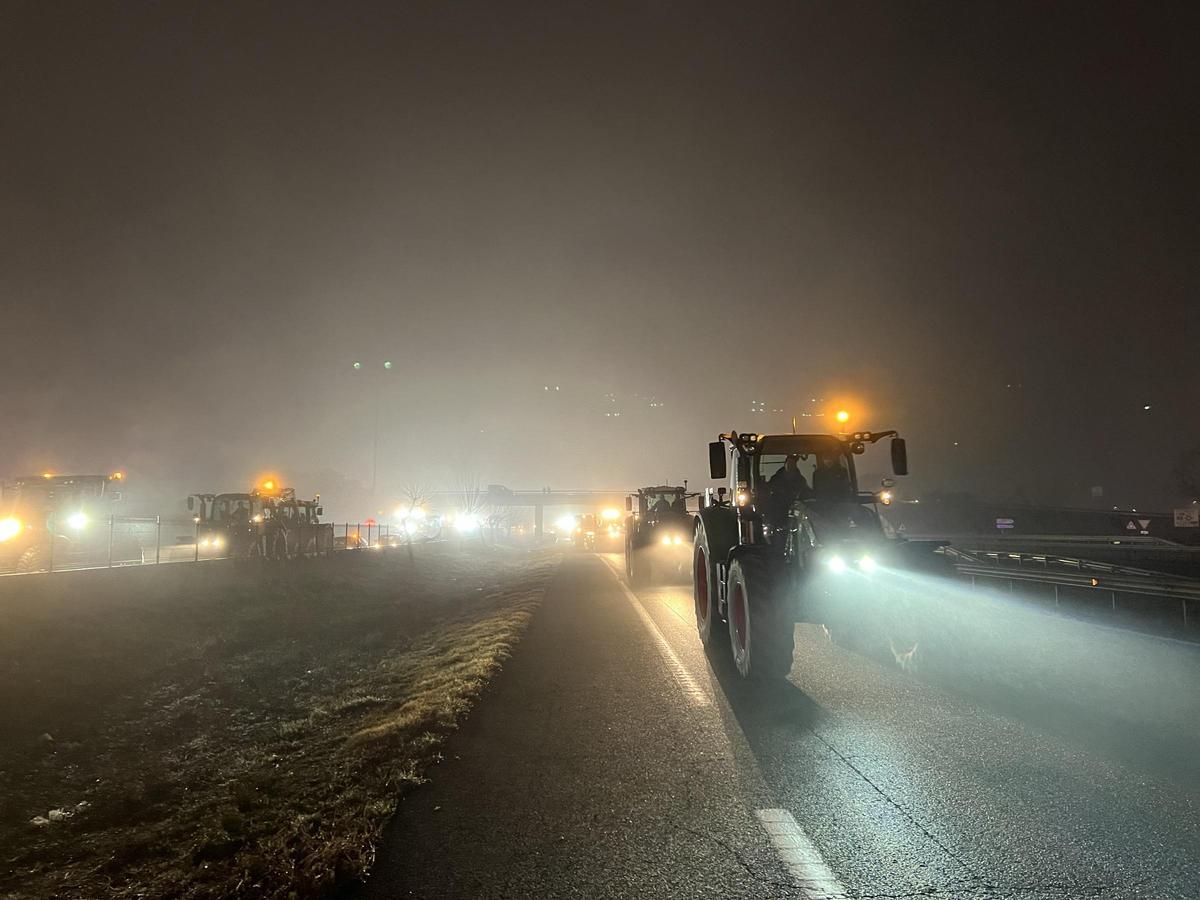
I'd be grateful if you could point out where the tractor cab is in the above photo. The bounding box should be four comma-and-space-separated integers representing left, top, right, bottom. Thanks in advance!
187, 491, 263, 556
706, 430, 906, 536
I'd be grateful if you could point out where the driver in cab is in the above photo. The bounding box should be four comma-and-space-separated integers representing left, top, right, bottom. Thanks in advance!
766, 453, 811, 526
812, 451, 852, 500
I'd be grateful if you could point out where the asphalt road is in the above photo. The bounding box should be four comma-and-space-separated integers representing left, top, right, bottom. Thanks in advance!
363, 552, 1200, 899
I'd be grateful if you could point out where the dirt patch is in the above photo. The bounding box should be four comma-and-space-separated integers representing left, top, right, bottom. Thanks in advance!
0, 543, 559, 898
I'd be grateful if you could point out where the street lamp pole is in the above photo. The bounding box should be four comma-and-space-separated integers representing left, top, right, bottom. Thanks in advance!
353, 360, 393, 509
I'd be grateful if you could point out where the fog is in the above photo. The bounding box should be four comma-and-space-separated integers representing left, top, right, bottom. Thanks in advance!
2, 2, 1196, 517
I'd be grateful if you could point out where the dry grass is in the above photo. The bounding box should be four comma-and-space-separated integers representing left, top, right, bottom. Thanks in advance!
0, 543, 558, 898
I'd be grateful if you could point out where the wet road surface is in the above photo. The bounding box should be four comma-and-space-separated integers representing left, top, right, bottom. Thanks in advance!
363, 553, 1200, 899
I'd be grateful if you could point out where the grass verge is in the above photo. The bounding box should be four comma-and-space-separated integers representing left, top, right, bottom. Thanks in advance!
0, 543, 558, 898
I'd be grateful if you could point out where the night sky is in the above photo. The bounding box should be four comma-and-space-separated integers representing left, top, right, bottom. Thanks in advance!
2, 1, 1196, 515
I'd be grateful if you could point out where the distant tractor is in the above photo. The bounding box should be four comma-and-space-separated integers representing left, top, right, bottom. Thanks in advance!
0, 473, 128, 572
576, 509, 624, 551
694, 429, 942, 679
187, 482, 331, 560
624, 485, 694, 585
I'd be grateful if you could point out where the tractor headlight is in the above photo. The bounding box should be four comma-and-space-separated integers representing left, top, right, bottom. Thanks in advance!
67, 512, 88, 530
672, 534, 683, 545
858, 555, 878, 573
0, 517, 21, 542
825, 555, 848, 574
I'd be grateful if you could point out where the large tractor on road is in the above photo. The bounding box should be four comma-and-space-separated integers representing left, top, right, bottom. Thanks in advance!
624, 485, 694, 585
693, 429, 940, 679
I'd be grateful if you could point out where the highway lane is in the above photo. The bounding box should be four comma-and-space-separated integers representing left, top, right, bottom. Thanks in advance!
364, 552, 1200, 899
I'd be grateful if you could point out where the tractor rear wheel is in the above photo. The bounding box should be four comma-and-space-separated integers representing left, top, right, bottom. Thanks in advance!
727, 555, 794, 680
693, 521, 726, 651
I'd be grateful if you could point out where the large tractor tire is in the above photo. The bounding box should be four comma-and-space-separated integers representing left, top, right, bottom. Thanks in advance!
625, 536, 648, 587
726, 555, 794, 680
693, 520, 726, 651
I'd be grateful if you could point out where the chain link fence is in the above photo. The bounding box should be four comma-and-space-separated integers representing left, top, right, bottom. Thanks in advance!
0, 517, 408, 575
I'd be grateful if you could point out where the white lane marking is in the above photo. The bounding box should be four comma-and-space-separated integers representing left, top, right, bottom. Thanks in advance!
600, 557, 711, 707
755, 809, 847, 898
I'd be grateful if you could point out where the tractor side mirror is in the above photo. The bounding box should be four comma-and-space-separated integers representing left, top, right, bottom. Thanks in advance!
708, 442, 727, 480
891, 438, 908, 476
186, 496, 194, 511
881, 477, 896, 489
625, 496, 632, 511
315, 506, 323, 517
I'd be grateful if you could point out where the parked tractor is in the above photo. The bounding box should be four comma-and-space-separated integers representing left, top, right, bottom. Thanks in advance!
0, 473, 129, 572
186, 481, 332, 560
694, 429, 944, 679
624, 485, 694, 585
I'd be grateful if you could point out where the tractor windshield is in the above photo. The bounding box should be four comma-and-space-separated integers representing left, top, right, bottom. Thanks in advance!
212, 494, 253, 523
756, 438, 856, 500
643, 490, 686, 515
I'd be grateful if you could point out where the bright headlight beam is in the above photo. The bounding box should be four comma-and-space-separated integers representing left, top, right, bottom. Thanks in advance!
826, 555, 847, 573
858, 555, 878, 573
67, 512, 88, 530
455, 513, 481, 533
0, 517, 21, 542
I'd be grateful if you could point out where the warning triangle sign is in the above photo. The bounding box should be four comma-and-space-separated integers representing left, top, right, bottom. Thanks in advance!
1126, 521, 1137, 530
1138, 519, 1151, 530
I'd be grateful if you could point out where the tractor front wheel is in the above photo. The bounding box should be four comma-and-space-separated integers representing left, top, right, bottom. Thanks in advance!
727, 555, 794, 680
693, 521, 726, 651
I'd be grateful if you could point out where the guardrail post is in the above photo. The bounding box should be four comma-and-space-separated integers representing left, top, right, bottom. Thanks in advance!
155, 516, 161, 565
1053, 584, 1059, 607
107, 516, 114, 568
1182, 599, 1188, 628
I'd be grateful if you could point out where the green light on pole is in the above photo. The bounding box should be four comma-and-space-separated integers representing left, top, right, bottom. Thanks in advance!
352, 361, 362, 370
383, 360, 393, 370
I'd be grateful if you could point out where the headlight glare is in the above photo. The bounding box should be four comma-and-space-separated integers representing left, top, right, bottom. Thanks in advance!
0, 517, 21, 542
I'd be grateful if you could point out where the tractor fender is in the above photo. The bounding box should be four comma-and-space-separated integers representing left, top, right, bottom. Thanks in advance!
695, 506, 737, 568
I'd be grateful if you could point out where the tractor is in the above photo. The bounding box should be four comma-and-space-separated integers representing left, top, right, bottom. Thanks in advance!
624, 485, 694, 585
0, 473, 129, 572
693, 428, 942, 679
186, 482, 331, 560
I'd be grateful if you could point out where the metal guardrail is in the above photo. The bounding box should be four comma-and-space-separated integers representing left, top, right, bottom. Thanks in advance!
942, 546, 1200, 627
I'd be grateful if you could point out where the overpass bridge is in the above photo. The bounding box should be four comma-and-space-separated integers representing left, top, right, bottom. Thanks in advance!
485, 486, 630, 537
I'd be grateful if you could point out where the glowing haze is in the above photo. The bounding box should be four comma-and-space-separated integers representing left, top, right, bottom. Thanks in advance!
1, 2, 1195, 515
